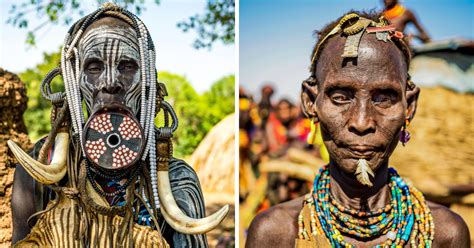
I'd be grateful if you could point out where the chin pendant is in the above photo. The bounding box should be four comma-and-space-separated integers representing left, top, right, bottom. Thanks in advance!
355, 159, 374, 187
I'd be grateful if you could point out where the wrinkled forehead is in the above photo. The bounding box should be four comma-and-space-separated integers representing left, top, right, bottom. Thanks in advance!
316, 34, 407, 88
79, 23, 139, 62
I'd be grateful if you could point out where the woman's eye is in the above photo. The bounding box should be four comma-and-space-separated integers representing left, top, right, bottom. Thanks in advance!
87, 63, 103, 74
119, 62, 137, 72
372, 93, 395, 107
330, 92, 351, 104
373, 94, 389, 103
125, 65, 136, 71
88, 67, 101, 73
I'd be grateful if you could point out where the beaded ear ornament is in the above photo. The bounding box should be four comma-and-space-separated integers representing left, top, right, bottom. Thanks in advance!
307, 118, 318, 145
400, 118, 411, 146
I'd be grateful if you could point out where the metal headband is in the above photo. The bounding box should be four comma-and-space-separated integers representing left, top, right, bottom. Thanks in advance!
308, 13, 414, 90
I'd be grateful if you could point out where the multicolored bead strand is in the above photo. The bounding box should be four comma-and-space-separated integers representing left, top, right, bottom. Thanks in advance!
297, 165, 434, 247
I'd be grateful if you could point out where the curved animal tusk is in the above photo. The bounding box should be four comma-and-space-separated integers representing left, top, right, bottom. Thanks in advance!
7, 132, 69, 185
157, 170, 229, 234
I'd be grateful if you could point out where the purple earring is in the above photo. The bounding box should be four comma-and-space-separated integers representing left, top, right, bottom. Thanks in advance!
400, 119, 411, 146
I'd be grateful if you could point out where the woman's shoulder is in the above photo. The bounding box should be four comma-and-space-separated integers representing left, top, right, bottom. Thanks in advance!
245, 196, 305, 247
428, 201, 470, 247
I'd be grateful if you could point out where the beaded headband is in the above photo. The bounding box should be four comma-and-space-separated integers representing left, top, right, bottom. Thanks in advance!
305, 13, 415, 90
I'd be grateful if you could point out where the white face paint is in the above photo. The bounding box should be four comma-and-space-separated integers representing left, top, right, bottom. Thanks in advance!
78, 24, 142, 115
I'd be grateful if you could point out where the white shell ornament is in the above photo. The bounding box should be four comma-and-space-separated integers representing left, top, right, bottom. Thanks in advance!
355, 159, 375, 187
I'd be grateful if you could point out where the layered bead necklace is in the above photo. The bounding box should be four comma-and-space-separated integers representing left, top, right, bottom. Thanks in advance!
298, 165, 434, 248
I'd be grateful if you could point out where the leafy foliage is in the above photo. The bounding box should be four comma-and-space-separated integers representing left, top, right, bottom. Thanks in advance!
19, 51, 234, 157
7, 0, 234, 49
177, 0, 235, 49
160, 72, 235, 157
7, 0, 159, 46
19, 50, 62, 140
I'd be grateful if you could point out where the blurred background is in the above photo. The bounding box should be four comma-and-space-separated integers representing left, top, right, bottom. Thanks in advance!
0, 0, 235, 247
239, 0, 473, 246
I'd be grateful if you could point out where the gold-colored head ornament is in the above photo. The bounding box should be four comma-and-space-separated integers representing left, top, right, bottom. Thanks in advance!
306, 13, 415, 90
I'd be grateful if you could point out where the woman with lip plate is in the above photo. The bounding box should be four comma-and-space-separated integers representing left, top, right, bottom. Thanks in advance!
245, 12, 470, 248
8, 4, 229, 247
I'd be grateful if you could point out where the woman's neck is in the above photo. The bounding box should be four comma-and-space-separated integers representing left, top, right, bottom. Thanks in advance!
328, 161, 391, 212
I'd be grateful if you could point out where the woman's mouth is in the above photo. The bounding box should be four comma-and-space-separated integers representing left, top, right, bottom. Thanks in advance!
346, 145, 377, 158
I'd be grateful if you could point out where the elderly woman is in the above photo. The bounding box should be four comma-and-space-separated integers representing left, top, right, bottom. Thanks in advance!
246, 12, 469, 247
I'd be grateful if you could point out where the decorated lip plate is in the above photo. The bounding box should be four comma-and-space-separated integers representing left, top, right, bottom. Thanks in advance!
83, 110, 144, 170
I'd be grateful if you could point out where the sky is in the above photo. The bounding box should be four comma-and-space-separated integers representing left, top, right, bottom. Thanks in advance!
0, 0, 235, 93
240, 0, 474, 101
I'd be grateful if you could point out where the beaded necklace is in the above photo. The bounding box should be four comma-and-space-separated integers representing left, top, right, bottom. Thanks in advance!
297, 165, 434, 248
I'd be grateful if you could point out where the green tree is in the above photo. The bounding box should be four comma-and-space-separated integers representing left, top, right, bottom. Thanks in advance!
159, 72, 235, 157
19, 50, 62, 141
177, 0, 235, 49
7, 0, 234, 49
7, 0, 159, 46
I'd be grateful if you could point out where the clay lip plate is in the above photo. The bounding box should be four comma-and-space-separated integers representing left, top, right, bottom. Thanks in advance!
83, 107, 144, 170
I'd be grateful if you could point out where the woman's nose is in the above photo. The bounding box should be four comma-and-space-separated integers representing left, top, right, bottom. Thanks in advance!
100, 67, 122, 94
102, 83, 121, 94
348, 100, 376, 136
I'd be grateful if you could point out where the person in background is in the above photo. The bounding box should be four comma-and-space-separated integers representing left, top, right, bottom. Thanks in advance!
258, 85, 275, 128
383, 0, 431, 43
265, 99, 294, 156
